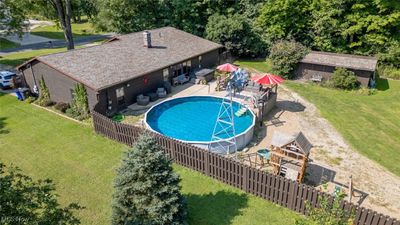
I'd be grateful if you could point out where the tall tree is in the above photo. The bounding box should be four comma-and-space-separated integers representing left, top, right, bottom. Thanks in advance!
0, 0, 27, 35
341, 0, 400, 55
27, 0, 75, 49
205, 13, 265, 57
0, 162, 82, 225
310, 0, 349, 52
94, 0, 169, 33
49, 0, 75, 49
71, 0, 98, 23
112, 134, 186, 225
257, 0, 313, 46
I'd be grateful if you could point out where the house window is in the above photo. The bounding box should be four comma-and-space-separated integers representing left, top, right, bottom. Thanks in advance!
116, 87, 125, 105
185, 60, 192, 74
163, 68, 169, 81
172, 64, 184, 77
198, 56, 202, 68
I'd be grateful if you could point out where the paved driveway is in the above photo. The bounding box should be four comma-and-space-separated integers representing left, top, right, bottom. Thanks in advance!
4, 33, 55, 45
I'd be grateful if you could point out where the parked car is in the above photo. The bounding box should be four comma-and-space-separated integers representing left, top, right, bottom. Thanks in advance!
0, 71, 18, 89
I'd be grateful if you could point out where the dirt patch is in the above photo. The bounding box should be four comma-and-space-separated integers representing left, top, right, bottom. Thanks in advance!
249, 85, 400, 219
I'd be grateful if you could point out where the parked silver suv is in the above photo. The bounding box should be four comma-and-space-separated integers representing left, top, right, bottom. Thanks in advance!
0, 71, 18, 89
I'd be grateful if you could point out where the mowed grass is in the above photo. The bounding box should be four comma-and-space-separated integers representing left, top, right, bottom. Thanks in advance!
0, 41, 105, 67
0, 47, 71, 66
0, 93, 300, 225
0, 38, 20, 50
31, 22, 101, 39
234, 59, 273, 73
285, 80, 400, 176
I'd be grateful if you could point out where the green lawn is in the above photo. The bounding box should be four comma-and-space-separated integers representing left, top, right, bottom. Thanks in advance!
0, 40, 105, 67
235, 59, 400, 176
31, 22, 101, 39
0, 93, 300, 225
0, 38, 20, 50
285, 80, 400, 176
0, 47, 71, 66
234, 59, 273, 73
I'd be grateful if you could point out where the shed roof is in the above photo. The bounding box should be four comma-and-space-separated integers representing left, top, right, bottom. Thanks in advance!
271, 131, 312, 155
300, 51, 377, 72
19, 27, 222, 90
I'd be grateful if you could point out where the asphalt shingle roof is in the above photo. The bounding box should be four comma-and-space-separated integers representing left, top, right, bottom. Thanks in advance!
37, 27, 222, 90
300, 51, 378, 72
271, 131, 312, 156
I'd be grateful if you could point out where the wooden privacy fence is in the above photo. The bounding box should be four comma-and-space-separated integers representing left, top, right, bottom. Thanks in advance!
92, 111, 399, 225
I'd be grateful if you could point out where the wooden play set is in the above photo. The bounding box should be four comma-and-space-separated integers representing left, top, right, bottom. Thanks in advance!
269, 131, 312, 182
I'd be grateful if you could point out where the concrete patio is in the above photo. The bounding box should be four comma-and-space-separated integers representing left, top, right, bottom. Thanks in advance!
126, 79, 263, 113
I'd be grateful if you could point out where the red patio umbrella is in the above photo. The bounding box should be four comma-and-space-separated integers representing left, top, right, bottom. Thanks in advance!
251, 73, 285, 85
216, 63, 238, 72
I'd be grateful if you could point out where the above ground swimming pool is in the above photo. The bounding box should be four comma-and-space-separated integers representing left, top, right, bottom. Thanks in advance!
144, 96, 255, 153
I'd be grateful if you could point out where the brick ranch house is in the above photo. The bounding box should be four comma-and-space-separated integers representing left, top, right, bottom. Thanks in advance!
295, 51, 378, 87
17, 27, 223, 115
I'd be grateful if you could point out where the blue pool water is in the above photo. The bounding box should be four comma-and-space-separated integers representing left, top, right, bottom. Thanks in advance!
145, 96, 254, 142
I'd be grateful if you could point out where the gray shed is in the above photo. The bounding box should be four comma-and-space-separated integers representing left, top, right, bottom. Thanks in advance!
295, 51, 378, 87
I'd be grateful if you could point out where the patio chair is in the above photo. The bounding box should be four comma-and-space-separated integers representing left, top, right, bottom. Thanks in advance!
179, 75, 190, 84
146, 92, 159, 102
136, 94, 150, 106
173, 74, 189, 85
311, 74, 323, 82
245, 81, 261, 93
163, 81, 172, 93
256, 91, 269, 104
157, 87, 167, 98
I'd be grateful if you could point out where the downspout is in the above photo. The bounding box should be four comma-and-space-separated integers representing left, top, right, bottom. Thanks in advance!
30, 63, 37, 87
20, 69, 27, 87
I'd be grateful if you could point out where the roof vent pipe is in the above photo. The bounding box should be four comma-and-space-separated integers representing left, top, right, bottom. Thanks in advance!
143, 31, 151, 48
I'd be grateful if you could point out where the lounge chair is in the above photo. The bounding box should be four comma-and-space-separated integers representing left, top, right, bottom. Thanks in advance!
157, 87, 167, 98
136, 94, 150, 106
173, 74, 189, 85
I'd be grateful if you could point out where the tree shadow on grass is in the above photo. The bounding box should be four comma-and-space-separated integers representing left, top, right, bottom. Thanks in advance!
185, 190, 248, 225
376, 78, 390, 91
0, 117, 9, 135
0, 57, 30, 67
0, 93, 9, 134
